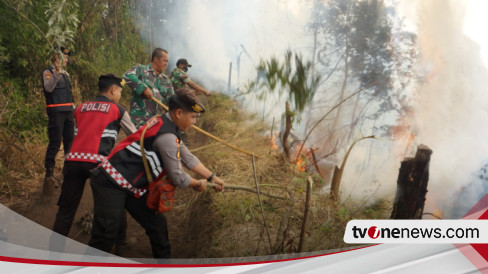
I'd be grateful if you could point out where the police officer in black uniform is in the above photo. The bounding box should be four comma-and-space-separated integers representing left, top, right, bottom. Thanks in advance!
42, 47, 75, 191
88, 89, 225, 258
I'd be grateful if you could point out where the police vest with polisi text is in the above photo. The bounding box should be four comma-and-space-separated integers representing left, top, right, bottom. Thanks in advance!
66, 96, 126, 163
43, 67, 74, 112
100, 115, 181, 197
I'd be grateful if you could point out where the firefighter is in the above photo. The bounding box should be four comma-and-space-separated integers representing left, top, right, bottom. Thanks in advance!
170, 58, 211, 96
88, 88, 224, 258
42, 47, 74, 189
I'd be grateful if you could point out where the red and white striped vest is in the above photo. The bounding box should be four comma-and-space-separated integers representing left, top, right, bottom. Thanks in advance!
99, 115, 180, 197
66, 95, 126, 163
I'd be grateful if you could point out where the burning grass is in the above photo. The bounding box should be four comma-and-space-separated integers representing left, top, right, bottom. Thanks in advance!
171, 93, 391, 257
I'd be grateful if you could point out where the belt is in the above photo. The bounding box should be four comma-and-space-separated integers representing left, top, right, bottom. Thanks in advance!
46, 103, 74, 108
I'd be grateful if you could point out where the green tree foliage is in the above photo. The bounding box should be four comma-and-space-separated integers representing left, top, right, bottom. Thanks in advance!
0, 35, 9, 77
45, 0, 79, 51
251, 50, 321, 115
309, 0, 416, 120
0, 0, 149, 138
0, 0, 53, 79
249, 50, 321, 158
73, 0, 147, 100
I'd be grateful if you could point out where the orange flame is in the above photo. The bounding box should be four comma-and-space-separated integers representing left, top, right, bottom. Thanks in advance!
391, 125, 415, 158
270, 131, 280, 150
295, 154, 307, 172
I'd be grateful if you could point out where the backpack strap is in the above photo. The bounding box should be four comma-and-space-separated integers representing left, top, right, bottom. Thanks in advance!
140, 116, 161, 183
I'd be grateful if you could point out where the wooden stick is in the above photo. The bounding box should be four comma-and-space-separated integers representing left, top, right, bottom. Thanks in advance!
309, 148, 321, 174
206, 183, 287, 200
298, 176, 313, 252
189, 142, 221, 153
252, 154, 273, 253
151, 98, 258, 158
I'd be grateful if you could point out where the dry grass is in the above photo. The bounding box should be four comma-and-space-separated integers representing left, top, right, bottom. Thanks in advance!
173, 93, 391, 257
0, 130, 47, 205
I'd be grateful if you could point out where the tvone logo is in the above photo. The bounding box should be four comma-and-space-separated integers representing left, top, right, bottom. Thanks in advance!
368, 226, 380, 239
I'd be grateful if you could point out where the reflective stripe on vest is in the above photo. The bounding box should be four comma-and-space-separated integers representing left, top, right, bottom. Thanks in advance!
101, 160, 147, 198
46, 102, 74, 108
66, 152, 106, 163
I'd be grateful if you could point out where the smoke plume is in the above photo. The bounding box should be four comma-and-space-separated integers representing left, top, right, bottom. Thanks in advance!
145, 1, 488, 215
401, 0, 488, 217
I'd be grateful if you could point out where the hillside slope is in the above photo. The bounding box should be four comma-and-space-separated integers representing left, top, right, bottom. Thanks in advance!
0, 93, 390, 258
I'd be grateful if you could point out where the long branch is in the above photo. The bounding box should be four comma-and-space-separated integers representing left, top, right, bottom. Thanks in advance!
294, 82, 377, 163
206, 183, 287, 200
318, 51, 346, 87
252, 154, 273, 253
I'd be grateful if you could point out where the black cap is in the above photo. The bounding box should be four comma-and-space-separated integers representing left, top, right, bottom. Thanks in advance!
60, 46, 71, 56
176, 58, 192, 67
169, 88, 205, 113
99, 74, 126, 91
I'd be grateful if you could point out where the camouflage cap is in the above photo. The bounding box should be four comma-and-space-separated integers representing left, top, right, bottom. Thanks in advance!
169, 88, 205, 113
176, 58, 192, 67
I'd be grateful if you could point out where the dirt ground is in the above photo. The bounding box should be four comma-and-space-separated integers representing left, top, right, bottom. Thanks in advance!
2, 127, 218, 259
6, 169, 216, 259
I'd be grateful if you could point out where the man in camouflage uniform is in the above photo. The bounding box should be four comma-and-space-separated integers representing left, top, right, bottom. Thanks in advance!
123, 48, 174, 128
170, 58, 211, 96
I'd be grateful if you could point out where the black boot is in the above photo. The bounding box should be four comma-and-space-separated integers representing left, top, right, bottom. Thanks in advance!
43, 166, 56, 197
45, 166, 54, 179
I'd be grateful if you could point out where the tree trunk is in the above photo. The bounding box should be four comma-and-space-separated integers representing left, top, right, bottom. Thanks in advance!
330, 165, 342, 202
283, 101, 291, 158
305, 27, 318, 132
330, 135, 376, 202
114, 1, 119, 43
391, 145, 433, 219
309, 148, 321, 174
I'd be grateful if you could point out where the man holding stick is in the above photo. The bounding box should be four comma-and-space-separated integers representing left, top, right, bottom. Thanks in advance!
123, 48, 174, 128
170, 58, 211, 96
88, 89, 224, 258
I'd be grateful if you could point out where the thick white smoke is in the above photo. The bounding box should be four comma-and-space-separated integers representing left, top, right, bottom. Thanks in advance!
156, 1, 311, 98
295, 0, 488, 213
398, 0, 488, 217
147, 1, 488, 215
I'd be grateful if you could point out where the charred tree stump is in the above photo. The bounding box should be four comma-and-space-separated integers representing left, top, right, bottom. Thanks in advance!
391, 145, 433, 219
